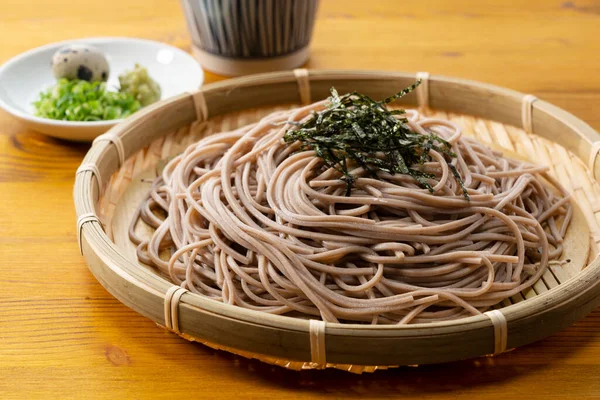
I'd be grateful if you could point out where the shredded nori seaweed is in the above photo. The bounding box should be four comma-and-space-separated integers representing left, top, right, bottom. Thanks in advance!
283, 81, 469, 199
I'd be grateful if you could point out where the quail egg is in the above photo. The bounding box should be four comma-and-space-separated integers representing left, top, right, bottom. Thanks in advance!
51, 44, 109, 82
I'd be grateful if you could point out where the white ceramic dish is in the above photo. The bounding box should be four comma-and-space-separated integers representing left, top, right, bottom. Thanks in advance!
0, 37, 204, 141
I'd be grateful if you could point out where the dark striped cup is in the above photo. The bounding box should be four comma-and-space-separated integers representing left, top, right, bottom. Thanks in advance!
180, 0, 319, 76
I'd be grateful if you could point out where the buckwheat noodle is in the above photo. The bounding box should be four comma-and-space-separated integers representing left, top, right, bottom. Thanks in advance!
129, 101, 572, 325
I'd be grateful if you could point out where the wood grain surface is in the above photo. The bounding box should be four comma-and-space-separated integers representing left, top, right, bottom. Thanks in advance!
1, 0, 600, 398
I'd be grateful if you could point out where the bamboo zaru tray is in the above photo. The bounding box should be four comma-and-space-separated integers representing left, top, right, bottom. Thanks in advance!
74, 70, 600, 373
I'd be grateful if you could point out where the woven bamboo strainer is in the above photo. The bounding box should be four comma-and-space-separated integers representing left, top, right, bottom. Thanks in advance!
74, 70, 600, 373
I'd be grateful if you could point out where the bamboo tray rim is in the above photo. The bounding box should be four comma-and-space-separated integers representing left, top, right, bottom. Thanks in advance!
74, 69, 600, 366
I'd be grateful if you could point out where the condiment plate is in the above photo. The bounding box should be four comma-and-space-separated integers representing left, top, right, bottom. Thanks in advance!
0, 37, 204, 141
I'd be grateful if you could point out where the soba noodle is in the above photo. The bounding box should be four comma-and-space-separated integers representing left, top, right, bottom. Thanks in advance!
129, 100, 572, 325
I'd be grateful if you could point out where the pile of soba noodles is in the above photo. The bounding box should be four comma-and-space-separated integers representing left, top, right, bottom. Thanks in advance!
130, 83, 572, 325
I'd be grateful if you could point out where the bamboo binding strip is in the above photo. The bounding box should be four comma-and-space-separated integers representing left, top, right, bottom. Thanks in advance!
589, 142, 600, 181
76, 212, 100, 255
76, 163, 104, 195
293, 68, 311, 105
93, 133, 125, 167
416, 71, 430, 109
522, 94, 538, 133
74, 70, 600, 369
309, 320, 327, 367
164, 286, 188, 334
191, 90, 209, 122
484, 310, 508, 354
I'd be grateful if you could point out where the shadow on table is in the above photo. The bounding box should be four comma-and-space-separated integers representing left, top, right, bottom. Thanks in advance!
9, 131, 91, 154
166, 315, 598, 398
201, 341, 584, 397
0, 131, 90, 182
87, 266, 599, 398
5, 131, 91, 181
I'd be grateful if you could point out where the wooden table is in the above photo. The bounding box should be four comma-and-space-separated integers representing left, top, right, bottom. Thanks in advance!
2, 1, 600, 398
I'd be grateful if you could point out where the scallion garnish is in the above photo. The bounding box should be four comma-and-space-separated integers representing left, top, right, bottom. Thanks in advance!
33, 78, 141, 121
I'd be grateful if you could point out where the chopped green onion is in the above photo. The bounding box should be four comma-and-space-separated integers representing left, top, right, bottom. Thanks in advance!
33, 78, 141, 121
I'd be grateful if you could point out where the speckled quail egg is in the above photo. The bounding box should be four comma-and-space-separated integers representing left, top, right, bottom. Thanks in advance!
51, 44, 109, 82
